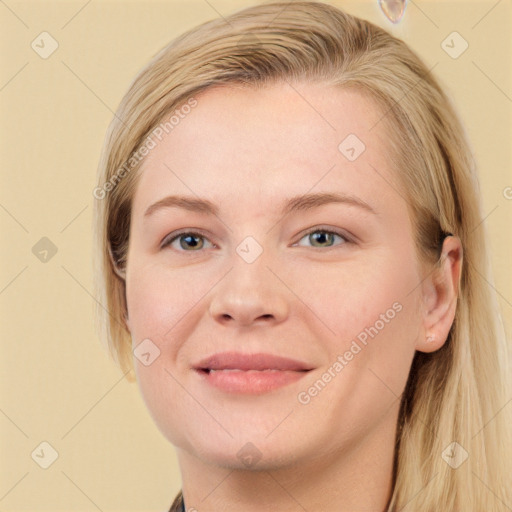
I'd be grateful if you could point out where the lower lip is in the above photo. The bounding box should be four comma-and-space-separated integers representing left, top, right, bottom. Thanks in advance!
196, 369, 309, 394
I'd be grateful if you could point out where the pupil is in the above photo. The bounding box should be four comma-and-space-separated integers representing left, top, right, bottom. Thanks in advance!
312, 232, 332, 247
181, 234, 202, 250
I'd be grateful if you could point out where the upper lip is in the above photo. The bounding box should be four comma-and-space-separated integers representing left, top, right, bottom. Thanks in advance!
194, 352, 314, 371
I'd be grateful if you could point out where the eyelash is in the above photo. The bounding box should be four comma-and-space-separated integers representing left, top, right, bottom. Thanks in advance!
160, 227, 352, 252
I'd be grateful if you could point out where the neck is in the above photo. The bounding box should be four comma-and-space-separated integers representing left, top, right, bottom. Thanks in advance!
176, 407, 397, 512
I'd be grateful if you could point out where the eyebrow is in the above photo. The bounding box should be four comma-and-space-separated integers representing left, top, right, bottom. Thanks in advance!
143, 192, 377, 219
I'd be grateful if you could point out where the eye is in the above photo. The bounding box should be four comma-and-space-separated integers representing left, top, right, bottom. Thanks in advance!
160, 227, 351, 252
295, 227, 350, 249
161, 231, 214, 251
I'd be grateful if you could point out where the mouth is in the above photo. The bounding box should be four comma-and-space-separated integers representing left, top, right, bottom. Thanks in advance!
194, 351, 314, 372
193, 352, 314, 394
197, 368, 310, 374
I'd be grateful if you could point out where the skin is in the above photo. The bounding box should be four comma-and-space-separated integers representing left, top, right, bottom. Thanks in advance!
124, 81, 462, 511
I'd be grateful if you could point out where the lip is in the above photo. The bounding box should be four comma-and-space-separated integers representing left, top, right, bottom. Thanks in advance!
193, 352, 314, 394
194, 352, 314, 372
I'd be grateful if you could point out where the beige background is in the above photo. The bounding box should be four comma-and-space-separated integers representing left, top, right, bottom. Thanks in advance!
1, 1, 511, 510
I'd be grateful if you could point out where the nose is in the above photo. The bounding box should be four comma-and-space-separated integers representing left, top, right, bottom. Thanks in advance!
208, 256, 289, 327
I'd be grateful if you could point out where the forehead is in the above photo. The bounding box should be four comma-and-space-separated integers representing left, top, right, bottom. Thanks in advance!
132, 81, 402, 217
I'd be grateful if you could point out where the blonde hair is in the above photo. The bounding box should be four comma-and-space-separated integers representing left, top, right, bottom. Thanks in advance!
93, 1, 512, 509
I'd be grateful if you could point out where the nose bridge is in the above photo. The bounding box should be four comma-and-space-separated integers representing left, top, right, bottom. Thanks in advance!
208, 240, 289, 326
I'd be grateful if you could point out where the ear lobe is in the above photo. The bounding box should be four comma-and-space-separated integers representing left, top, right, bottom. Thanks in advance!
416, 235, 463, 353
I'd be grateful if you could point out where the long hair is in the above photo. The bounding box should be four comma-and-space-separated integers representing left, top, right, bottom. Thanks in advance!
93, 2, 512, 509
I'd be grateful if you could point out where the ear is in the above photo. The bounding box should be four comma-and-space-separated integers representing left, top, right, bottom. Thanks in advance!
416, 235, 463, 353
109, 246, 131, 332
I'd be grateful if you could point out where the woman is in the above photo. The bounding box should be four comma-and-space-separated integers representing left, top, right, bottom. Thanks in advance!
93, 2, 512, 510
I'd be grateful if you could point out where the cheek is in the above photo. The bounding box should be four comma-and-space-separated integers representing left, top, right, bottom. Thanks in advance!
290, 248, 421, 343
294, 248, 422, 394
289, 252, 421, 443
125, 264, 213, 445
125, 261, 214, 343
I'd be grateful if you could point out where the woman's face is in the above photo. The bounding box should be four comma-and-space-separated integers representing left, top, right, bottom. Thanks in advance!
125, 82, 428, 470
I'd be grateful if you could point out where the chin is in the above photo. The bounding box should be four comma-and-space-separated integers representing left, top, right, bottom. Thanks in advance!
178, 430, 310, 472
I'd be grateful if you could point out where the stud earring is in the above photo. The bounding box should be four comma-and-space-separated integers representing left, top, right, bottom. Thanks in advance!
426, 334, 436, 343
